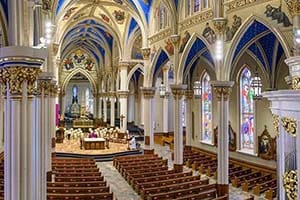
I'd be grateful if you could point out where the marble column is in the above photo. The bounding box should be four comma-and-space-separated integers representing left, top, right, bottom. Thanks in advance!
110, 95, 116, 127
162, 66, 169, 134
211, 81, 234, 196
170, 84, 187, 172
185, 90, 194, 149
118, 91, 129, 132
50, 82, 58, 158
141, 87, 156, 154
0, 85, 4, 149
93, 93, 98, 118
103, 96, 107, 122
0, 51, 46, 200
98, 95, 102, 119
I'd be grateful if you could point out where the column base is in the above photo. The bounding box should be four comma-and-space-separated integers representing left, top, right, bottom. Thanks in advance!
47, 171, 52, 182
217, 184, 229, 197
184, 146, 192, 151
143, 149, 154, 154
173, 164, 183, 172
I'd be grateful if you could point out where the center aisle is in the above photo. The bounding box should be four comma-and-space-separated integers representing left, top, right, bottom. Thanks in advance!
97, 161, 140, 200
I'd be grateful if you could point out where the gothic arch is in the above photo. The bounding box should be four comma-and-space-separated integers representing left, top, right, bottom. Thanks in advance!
127, 63, 144, 90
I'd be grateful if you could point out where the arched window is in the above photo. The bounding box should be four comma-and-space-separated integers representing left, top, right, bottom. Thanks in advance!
194, 0, 200, 12
240, 67, 255, 151
201, 72, 212, 143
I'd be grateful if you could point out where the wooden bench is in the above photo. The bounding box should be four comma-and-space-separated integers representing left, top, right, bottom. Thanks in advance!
47, 192, 113, 200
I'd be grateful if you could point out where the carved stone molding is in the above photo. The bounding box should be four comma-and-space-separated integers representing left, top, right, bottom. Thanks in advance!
0, 67, 41, 96
281, 117, 297, 137
283, 170, 298, 200
292, 76, 300, 90
141, 47, 151, 60
285, 0, 300, 16
214, 87, 232, 101
170, 84, 187, 99
117, 90, 129, 98
225, 0, 270, 13
272, 114, 280, 136
213, 18, 228, 35
179, 10, 214, 31
118, 62, 129, 70
170, 35, 181, 49
185, 90, 194, 99
37, 79, 52, 96
140, 87, 156, 99
148, 28, 172, 45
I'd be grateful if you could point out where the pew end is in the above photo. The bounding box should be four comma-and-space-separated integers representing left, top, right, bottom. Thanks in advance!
241, 181, 249, 192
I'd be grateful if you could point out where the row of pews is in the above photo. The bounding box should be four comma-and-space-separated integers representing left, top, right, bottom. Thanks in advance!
183, 148, 276, 200
113, 154, 229, 200
47, 157, 114, 200
0, 152, 3, 200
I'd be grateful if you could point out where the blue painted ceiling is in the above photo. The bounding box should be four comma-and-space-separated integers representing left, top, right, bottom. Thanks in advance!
154, 50, 169, 78
0, 0, 8, 22
127, 18, 139, 42
62, 19, 114, 64
233, 20, 285, 74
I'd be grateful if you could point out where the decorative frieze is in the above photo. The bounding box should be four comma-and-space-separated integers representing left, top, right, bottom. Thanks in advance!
117, 90, 129, 98
285, 0, 300, 16
140, 87, 156, 99
225, 0, 271, 13
179, 10, 214, 31
281, 116, 297, 137
148, 28, 172, 45
283, 170, 298, 200
272, 114, 280, 136
0, 67, 41, 96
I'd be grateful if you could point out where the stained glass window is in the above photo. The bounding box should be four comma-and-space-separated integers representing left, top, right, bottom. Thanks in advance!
182, 100, 186, 127
157, 3, 167, 30
240, 67, 255, 150
202, 72, 212, 143
194, 0, 200, 12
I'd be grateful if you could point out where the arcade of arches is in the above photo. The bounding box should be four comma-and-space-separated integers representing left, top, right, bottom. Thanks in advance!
0, 0, 300, 199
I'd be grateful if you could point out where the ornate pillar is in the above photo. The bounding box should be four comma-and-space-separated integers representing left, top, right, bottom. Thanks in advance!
211, 81, 234, 197
118, 62, 129, 132
93, 93, 98, 118
170, 84, 187, 172
141, 87, 156, 154
98, 93, 102, 119
0, 85, 4, 149
162, 65, 170, 134
185, 90, 193, 149
0, 48, 46, 200
110, 94, 116, 127
103, 95, 107, 123
50, 82, 58, 158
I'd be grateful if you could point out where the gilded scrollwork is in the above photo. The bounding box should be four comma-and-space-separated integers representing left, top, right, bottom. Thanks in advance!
37, 79, 52, 96
292, 76, 300, 90
272, 114, 279, 136
283, 170, 298, 200
213, 18, 228, 35
281, 117, 297, 137
285, 0, 300, 16
0, 67, 41, 96
213, 87, 232, 101
184, 90, 194, 100
141, 48, 151, 60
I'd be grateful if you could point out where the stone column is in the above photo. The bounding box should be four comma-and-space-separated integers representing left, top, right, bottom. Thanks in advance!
103, 95, 107, 123
141, 87, 156, 154
110, 94, 116, 127
118, 62, 129, 132
98, 94, 102, 119
0, 85, 4, 149
162, 65, 169, 134
0, 51, 46, 200
185, 90, 193, 149
211, 81, 234, 197
170, 84, 187, 172
93, 93, 98, 118
118, 91, 129, 132
50, 82, 58, 157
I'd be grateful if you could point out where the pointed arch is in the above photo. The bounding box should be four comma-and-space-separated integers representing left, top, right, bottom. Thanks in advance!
224, 15, 291, 81
61, 68, 97, 94
177, 32, 214, 84
127, 63, 144, 90
147, 47, 170, 87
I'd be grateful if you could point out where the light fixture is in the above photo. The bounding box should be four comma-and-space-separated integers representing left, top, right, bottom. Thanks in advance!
215, 40, 223, 61
159, 82, 166, 98
251, 21, 262, 99
193, 81, 202, 99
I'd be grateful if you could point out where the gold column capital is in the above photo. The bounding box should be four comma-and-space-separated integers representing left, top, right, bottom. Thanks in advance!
141, 47, 151, 60
170, 84, 187, 99
140, 87, 156, 99
281, 116, 297, 137
185, 90, 194, 99
213, 18, 228, 35
285, 0, 300, 16
283, 170, 298, 200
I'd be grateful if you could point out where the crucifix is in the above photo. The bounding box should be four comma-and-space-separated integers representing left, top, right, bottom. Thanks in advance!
120, 114, 125, 128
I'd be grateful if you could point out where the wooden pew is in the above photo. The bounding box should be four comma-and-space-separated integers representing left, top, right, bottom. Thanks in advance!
241, 174, 272, 192
47, 192, 113, 200
231, 171, 261, 187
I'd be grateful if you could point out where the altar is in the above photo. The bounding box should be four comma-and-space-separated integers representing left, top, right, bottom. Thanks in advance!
83, 138, 106, 150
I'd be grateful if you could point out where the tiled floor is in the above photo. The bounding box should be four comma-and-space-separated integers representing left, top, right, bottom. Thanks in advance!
97, 143, 267, 200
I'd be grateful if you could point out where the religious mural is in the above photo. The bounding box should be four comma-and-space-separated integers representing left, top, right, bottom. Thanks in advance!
131, 35, 143, 60
165, 39, 174, 56
63, 7, 78, 21
225, 15, 242, 41
179, 31, 191, 53
202, 72, 212, 142
113, 10, 125, 24
240, 68, 254, 150
264, 4, 292, 27
63, 50, 96, 71
42, 0, 51, 10
202, 22, 216, 44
